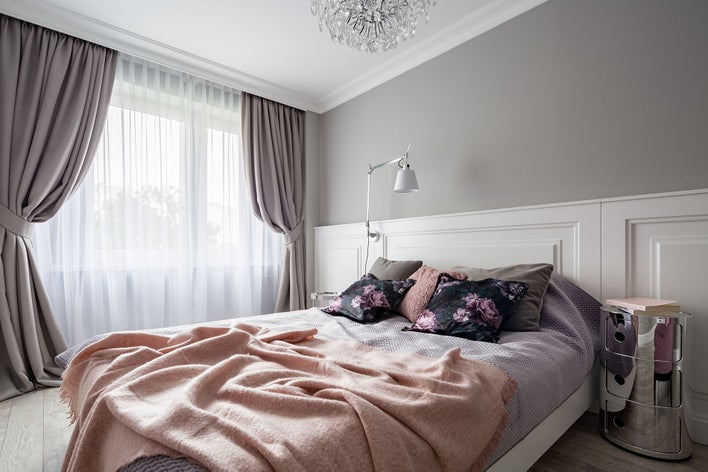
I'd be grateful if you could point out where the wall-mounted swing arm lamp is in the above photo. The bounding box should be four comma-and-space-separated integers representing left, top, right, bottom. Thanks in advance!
364, 144, 420, 272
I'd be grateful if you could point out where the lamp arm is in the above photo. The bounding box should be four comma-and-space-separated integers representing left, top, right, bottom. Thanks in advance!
368, 155, 404, 174
364, 143, 413, 272
366, 171, 373, 234
367, 143, 411, 174
366, 155, 405, 239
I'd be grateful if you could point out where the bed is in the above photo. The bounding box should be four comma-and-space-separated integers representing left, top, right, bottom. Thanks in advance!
56, 270, 600, 471
55, 188, 708, 471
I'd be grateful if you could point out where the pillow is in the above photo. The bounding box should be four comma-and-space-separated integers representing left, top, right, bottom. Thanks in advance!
398, 265, 467, 322
368, 257, 423, 280
454, 263, 553, 332
322, 274, 415, 323
404, 275, 528, 343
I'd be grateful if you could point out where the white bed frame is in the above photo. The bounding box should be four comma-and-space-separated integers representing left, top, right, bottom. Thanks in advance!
314, 188, 708, 471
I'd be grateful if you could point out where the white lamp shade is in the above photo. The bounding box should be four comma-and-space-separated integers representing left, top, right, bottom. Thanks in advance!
394, 167, 419, 193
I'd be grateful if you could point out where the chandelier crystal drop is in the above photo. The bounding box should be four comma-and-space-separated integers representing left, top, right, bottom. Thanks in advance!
311, 0, 435, 53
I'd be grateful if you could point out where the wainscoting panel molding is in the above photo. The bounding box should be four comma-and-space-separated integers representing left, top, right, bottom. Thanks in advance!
601, 189, 708, 445
315, 188, 708, 461
313, 230, 366, 296
315, 200, 602, 298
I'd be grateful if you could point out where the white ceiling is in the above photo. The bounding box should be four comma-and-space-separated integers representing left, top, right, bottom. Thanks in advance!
0, 0, 546, 112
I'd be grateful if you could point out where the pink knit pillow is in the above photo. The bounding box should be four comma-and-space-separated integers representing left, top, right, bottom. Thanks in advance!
398, 265, 467, 322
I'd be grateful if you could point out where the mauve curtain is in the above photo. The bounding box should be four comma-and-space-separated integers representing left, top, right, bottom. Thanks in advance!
0, 15, 116, 401
242, 93, 306, 312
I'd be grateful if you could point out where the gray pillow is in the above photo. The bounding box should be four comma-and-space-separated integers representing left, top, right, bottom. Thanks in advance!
368, 257, 423, 280
453, 263, 554, 332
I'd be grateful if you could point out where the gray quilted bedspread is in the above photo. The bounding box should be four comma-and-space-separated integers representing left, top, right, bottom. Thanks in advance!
57, 273, 601, 471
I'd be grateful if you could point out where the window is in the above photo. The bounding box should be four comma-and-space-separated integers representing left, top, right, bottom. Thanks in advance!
33, 56, 282, 345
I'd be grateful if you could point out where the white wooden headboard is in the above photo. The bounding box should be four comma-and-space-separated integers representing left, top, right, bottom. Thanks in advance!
314, 188, 708, 445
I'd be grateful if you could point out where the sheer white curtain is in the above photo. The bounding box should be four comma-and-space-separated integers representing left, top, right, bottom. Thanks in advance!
33, 55, 282, 345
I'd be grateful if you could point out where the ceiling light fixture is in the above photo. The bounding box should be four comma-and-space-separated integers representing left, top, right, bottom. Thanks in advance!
311, 0, 436, 53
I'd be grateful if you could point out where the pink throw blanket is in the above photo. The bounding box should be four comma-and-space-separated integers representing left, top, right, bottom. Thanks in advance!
60, 324, 516, 472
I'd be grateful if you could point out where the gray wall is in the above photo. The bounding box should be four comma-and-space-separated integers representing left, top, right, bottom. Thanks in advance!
319, 0, 708, 226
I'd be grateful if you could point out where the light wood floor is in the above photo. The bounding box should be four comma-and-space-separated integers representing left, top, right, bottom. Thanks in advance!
529, 411, 708, 472
1, 388, 706, 471
0, 388, 71, 472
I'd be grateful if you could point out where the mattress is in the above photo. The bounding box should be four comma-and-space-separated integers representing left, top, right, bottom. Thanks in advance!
57, 273, 600, 470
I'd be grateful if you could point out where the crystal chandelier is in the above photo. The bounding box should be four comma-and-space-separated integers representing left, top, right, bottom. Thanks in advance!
311, 0, 435, 53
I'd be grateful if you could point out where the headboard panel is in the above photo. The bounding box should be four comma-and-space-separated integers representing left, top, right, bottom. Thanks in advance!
315, 200, 601, 299
314, 188, 708, 445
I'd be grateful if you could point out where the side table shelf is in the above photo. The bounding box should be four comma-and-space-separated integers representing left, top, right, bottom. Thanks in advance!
599, 305, 693, 460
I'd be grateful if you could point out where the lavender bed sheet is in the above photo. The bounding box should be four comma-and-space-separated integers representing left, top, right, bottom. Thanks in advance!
57, 273, 601, 470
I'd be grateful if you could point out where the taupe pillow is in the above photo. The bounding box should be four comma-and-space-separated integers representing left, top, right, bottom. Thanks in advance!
368, 257, 423, 280
453, 263, 554, 332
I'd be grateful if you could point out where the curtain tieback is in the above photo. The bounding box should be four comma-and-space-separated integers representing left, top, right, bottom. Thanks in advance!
284, 221, 304, 246
0, 202, 33, 238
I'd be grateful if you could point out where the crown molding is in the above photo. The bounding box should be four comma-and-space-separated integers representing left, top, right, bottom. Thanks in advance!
316, 0, 547, 112
1, 0, 547, 114
0, 0, 318, 112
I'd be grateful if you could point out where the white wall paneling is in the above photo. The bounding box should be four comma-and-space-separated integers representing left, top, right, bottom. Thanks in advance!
602, 189, 708, 445
315, 200, 602, 298
314, 228, 369, 296
315, 187, 708, 449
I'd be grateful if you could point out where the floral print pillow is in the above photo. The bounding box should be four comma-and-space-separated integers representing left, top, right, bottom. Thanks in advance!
322, 274, 415, 323
404, 275, 528, 343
